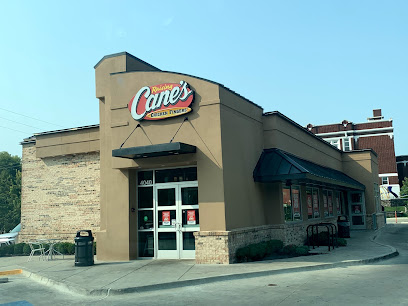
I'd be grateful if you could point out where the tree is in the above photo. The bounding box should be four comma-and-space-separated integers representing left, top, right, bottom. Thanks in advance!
0, 152, 21, 233
400, 177, 408, 207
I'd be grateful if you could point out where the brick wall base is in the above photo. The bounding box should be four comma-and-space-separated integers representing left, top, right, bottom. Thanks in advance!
194, 218, 336, 264
366, 213, 386, 230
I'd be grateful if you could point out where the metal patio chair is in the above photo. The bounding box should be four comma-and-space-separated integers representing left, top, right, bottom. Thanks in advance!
28, 241, 45, 262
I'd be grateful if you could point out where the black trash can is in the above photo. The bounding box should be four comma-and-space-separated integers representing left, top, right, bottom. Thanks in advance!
337, 216, 350, 238
75, 230, 94, 266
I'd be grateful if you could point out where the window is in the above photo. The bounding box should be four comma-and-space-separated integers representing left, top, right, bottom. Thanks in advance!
323, 190, 329, 217
343, 138, 352, 151
327, 190, 334, 216
327, 139, 341, 149
306, 187, 320, 219
381, 176, 389, 185
283, 185, 302, 222
335, 191, 341, 215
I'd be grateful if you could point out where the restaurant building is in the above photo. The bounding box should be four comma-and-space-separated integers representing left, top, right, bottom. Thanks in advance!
19, 52, 385, 264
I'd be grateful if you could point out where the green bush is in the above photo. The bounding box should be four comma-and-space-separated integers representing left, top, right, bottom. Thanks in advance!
13, 243, 24, 255
337, 238, 347, 246
235, 246, 250, 262
55, 243, 66, 254
93, 242, 97, 255
295, 245, 309, 256
267, 240, 284, 254
23, 244, 31, 255
281, 244, 297, 255
235, 240, 285, 262
66, 243, 75, 255
384, 206, 405, 212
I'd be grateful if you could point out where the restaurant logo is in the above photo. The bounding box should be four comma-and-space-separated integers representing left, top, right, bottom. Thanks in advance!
128, 81, 194, 121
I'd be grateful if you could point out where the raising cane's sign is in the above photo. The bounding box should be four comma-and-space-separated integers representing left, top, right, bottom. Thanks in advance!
128, 81, 194, 121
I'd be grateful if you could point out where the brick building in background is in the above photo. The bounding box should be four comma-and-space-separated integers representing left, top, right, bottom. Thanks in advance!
396, 155, 408, 186
307, 109, 399, 200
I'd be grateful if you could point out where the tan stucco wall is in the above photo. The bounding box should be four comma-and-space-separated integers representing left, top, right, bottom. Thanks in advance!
263, 114, 343, 171
342, 151, 379, 214
95, 53, 227, 260
35, 128, 100, 158
219, 87, 265, 230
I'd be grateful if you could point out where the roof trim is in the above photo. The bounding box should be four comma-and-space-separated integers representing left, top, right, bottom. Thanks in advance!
263, 111, 343, 153
94, 52, 160, 70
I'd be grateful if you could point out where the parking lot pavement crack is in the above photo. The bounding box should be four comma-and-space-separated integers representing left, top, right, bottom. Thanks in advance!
100, 261, 154, 288
60, 266, 94, 281
177, 264, 195, 281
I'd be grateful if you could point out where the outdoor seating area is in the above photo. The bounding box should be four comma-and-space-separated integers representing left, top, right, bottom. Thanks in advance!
27, 239, 64, 262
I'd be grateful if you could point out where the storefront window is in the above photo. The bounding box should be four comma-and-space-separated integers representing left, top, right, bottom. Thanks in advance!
138, 232, 154, 257
335, 191, 341, 215
155, 167, 197, 183
327, 190, 334, 216
323, 190, 329, 217
283, 185, 302, 222
138, 171, 153, 186
138, 187, 153, 209
306, 187, 320, 219
283, 187, 292, 221
313, 188, 320, 218
306, 188, 313, 219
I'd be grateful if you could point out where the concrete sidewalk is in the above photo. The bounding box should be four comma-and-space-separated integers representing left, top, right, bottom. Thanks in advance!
0, 228, 398, 297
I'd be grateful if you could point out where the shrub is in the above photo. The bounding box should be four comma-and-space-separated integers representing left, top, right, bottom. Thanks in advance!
93, 242, 97, 255
66, 243, 75, 255
23, 244, 31, 255
281, 244, 297, 255
235, 239, 285, 262
267, 240, 284, 254
14, 243, 25, 255
236, 246, 250, 262
337, 238, 347, 246
55, 243, 66, 254
295, 245, 309, 256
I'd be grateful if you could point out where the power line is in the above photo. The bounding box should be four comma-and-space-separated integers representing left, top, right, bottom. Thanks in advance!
0, 107, 66, 129
0, 116, 44, 130
0, 125, 30, 134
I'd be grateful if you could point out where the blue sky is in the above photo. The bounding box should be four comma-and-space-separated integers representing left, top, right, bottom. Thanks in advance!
1, 0, 407, 157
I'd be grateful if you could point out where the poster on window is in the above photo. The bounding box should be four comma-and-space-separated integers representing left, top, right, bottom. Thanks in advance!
162, 211, 171, 226
336, 196, 341, 214
313, 193, 319, 217
307, 194, 313, 216
293, 192, 300, 217
353, 205, 361, 214
328, 195, 333, 214
323, 194, 328, 216
187, 210, 196, 225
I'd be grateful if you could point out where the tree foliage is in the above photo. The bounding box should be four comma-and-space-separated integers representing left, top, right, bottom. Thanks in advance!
401, 177, 408, 198
0, 151, 21, 233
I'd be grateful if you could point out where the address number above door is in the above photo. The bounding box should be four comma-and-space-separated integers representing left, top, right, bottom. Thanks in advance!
128, 81, 194, 121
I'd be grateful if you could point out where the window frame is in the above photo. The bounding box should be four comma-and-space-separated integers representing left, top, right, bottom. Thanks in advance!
283, 185, 302, 222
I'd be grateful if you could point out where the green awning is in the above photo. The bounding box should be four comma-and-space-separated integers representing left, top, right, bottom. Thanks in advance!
253, 148, 365, 190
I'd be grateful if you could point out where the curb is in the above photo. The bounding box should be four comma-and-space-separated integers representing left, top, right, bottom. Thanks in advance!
0, 269, 22, 276
22, 247, 399, 297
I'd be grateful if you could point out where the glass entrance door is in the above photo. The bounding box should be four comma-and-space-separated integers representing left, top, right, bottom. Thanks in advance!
156, 183, 199, 259
349, 191, 366, 229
